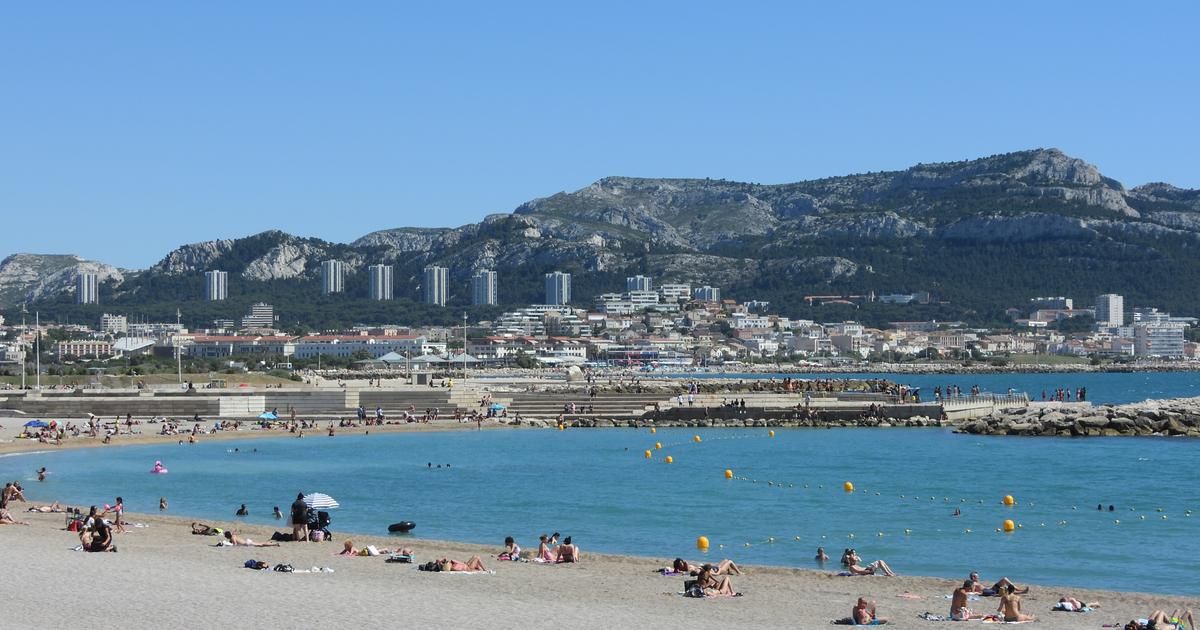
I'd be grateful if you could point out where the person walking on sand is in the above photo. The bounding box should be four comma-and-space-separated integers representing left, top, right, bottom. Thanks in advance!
290, 493, 309, 542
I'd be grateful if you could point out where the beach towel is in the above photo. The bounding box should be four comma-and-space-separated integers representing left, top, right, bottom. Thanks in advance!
831, 617, 884, 625
918, 612, 948, 621
423, 569, 495, 575
386, 553, 413, 563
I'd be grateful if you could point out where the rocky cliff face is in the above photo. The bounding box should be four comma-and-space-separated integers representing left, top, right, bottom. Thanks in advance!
0, 254, 125, 307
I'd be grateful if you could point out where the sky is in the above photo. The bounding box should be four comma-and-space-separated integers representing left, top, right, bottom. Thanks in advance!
1, 1, 1197, 268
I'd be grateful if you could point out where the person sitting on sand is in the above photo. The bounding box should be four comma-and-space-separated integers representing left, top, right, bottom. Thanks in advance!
841, 547, 856, 567
339, 540, 359, 556
223, 530, 280, 547
695, 564, 737, 596
555, 536, 580, 563
852, 597, 888, 625
89, 519, 115, 552
534, 534, 556, 562
438, 556, 488, 572
997, 583, 1035, 623
950, 580, 979, 620
0, 508, 30, 525
1125, 610, 1195, 630
499, 536, 521, 561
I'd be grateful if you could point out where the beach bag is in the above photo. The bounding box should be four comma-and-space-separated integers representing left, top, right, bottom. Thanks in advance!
310, 530, 324, 542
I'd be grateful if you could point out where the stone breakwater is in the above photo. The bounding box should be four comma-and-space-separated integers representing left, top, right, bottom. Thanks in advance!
957, 397, 1200, 437
500, 416, 945, 429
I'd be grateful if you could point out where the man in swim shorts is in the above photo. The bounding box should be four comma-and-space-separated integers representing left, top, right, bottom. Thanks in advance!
950, 580, 976, 620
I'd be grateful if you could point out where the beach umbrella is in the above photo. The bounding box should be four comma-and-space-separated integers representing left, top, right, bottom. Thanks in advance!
303, 492, 340, 510
257, 411, 278, 420
24, 420, 48, 428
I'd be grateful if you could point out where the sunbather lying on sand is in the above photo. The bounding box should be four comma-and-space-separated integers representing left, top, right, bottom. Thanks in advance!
969, 572, 1027, 596
670, 558, 741, 576
26, 502, 64, 513
1125, 609, 1195, 630
847, 559, 896, 577
439, 556, 488, 572
223, 531, 280, 547
0, 508, 30, 525
1053, 596, 1099, 611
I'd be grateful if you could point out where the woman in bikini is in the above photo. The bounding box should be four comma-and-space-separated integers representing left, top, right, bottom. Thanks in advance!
535, 534, 556, 562
223, 530, 280, 547
672, 558, 741, 576
555, 536, 580, 563
439, 555, 488, 572
695, 564, 736, 596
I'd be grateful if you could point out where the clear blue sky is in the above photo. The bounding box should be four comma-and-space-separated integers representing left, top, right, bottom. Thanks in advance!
2, 1, 1197, 268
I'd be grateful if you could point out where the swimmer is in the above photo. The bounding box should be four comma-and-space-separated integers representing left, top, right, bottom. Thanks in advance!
235, 503, 248, 517
36, 467, 47, 482
159, 497, 168, 512
273, 506, 283, 520
815, 547, 830, 563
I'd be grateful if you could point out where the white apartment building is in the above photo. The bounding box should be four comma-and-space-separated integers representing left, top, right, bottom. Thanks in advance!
99, 313, 128, 335
626, 275, 653, 292
545, 272, 571, 305
659, 283, 691, 303
321, 260, 345, 295
1095, 293, 1124, 328
76, 272, 98, 304
205, 270, 228, 301
424, 265, 448, 306
368, 264, 393, 301
1134, 322, 1186, 358
471, 269, 497, 305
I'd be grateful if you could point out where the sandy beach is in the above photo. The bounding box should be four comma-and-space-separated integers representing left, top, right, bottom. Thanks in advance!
3, 508, 1197, 630
3, 417, 1198, 629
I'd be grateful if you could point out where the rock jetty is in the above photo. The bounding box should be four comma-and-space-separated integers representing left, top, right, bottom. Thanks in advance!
957, 398, 1200, 437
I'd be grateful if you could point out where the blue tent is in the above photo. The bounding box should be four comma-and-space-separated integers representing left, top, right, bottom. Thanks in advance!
489, 403, 507, 412
24, 420, 48, 428
257, 411, 278, 420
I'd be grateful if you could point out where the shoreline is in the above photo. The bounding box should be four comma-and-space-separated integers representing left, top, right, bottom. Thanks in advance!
4, 507, 1197, 629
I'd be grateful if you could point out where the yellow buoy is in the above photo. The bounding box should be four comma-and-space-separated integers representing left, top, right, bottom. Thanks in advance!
558, 424, 564, 431
1002, 519, 1015, 533
843, 481, 855, 493
644, 450, 652, 459
724, 469, 733, 479
655, 442, 662, 450
693, 435, 702, 443
665, 455, 674, 464
650, 427, 656, 434
769, 430, 775, 437
696, 536, 709, 550
1003, 495, 1015, 506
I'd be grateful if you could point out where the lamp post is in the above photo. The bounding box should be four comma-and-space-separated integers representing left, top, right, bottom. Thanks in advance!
462, 312, 468, 381
35, 311, 41, 390
20, 304, 26, 390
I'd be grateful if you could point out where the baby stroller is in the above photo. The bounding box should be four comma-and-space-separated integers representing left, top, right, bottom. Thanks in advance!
306, 508, 333, 542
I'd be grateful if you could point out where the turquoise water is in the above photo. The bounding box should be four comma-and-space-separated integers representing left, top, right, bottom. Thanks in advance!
5, 427, 1198, 595
662, 371, 1200, 404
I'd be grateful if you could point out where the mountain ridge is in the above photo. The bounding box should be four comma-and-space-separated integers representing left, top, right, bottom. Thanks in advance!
4, 148, 1200, 326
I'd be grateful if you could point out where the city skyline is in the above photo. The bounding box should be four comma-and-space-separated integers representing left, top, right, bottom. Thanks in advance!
2, 3, 1198, 268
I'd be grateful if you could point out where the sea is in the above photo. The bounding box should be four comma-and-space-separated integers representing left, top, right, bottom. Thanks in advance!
4, 426, 1197, 595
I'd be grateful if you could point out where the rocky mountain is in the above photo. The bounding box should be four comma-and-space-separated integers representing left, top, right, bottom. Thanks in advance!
0, 254, 125, 308
6, 148, 1200, 326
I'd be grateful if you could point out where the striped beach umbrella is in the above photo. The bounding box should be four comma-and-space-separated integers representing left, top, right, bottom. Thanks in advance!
303, 493, 340, 510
